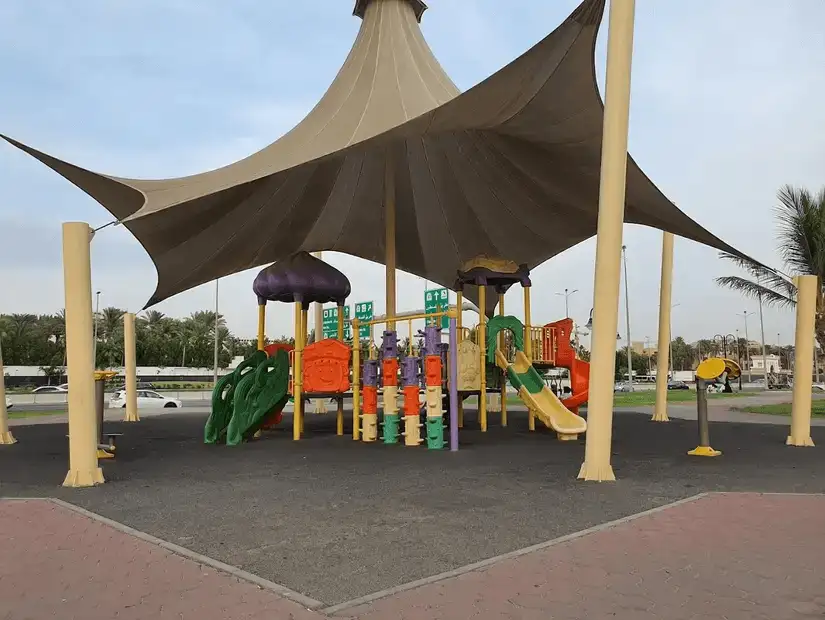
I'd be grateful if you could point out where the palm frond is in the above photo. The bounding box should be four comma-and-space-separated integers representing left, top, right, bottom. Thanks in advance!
775, 184, 825, 278
718, 252, 797, 299
714, 275, 796, 307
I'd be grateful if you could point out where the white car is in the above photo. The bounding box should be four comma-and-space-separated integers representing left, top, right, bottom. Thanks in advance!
4, 396, 11, 410
109, 389, 182, 409
32, 385, 68, 393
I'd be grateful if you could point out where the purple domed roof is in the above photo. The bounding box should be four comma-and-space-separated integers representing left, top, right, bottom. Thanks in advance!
253, 252, 351, 305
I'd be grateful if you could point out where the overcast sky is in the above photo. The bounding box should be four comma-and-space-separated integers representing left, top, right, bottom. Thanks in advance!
1, 0, 823, 348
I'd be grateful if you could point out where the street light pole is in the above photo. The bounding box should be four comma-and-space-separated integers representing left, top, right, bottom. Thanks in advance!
757, 294, 768, 386
622, 245, 633, 389
92, 290, 101, 368
669, 303, 680, 377
555, 288, 578, 318
213, 278, 220, 385
737, 310, 755, 381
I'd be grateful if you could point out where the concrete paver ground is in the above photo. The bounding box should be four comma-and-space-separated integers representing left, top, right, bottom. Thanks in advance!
2, 409, 824, 605
2, 493, 823, 619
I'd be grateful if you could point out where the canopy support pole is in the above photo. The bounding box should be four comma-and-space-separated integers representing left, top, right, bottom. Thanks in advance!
499, 293, 507, 427
0, 336, 16, 445
62, 222, 104, 487
788, 275, 816, 447
653, 232, 674, 422
579, 0, 637, 482
385, 158, 397, 330
123, 312, 140, 423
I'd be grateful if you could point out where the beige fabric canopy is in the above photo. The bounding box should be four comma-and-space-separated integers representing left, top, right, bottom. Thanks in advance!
2, 0, 741, 309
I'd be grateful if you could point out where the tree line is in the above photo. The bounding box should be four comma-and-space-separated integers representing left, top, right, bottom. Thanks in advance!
0, 309, 294, 374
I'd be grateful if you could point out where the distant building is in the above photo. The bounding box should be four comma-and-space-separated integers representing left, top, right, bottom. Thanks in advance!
630, 341, 657, 356
750, 354, 782, 372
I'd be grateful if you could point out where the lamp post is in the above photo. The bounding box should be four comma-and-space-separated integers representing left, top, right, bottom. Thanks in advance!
737, 310, 756, 381
555, 288, 578, 318
757, 294, 768, 387
622, 245, 633, 390
669, 303, 680, 378
92, 290, 101, 368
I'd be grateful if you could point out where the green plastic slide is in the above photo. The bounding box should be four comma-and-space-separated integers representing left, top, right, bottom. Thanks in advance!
204, 349, 289, 445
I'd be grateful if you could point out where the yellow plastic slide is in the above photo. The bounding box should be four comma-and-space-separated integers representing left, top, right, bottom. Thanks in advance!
495, 350, 587, 438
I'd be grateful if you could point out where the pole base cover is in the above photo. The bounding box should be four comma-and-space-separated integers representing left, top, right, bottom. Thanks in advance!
687, 445, 721, 457
786, 435, 815, 447
0, 431, 16, 445
577, 461, 616, 482
63, 467, 105, 488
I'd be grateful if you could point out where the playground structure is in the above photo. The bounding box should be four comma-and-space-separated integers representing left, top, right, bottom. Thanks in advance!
4, 0, 819, 486
205, 254, 590, 449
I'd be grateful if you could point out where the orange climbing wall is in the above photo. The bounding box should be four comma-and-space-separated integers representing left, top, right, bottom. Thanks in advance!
302, 338, 351, 393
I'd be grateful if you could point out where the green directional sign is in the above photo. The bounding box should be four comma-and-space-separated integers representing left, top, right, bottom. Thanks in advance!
354, 301, 374, 339
424, 287, 449, 329
322, 305, 351, 340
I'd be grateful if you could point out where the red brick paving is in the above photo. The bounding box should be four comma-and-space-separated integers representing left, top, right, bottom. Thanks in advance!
2, 494, 824, 620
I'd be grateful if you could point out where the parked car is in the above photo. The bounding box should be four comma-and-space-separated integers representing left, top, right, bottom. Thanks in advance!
32, 385, 68, 394
613, 382, 632, 393
667, 380, 689, 390
108, 390, 182, 409
4, 396, 11, 410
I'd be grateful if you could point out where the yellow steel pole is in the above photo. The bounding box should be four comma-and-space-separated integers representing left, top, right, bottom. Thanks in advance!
579, 0, 636, 482
479, 285, 487, 432
0, 335, 16, 445
123, 312, 139, 422
293, 302, 303, 441
499, 293, 507, 427
300, 306, 308, 433
62, 223, 104, 487
653, 232, 674, 422
337, 303, 344, 340
524, 286, 535, 431
314, 252, 324, 341
788, 275, 817, 447
385, 160, 397, 330
352, 318, 361, 441
257, 304, 266, 350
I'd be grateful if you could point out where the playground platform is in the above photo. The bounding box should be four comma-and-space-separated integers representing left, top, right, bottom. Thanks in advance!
2, 409, 824, 617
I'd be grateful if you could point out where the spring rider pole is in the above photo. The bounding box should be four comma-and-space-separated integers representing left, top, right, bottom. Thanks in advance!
381, 330, 400, 443
402, 357, 422, 445
361, 360, 379, 442
423, 324, 445, 449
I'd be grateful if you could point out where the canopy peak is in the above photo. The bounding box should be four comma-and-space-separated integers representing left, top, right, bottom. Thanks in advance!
353, 0, 427, 22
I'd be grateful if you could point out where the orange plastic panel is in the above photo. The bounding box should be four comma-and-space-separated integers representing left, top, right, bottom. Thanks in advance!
265, 342, 294, 357
544, 318, 574, 368
302, 338, 351, 393
362, 386, 378, 414
382, 358, 399, 387
403, 385, 420, 416
424, 356, 442, 387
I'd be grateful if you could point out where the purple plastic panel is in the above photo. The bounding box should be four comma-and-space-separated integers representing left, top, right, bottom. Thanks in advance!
423, 325, 441, 357
382, 330, 398, 359
252, 252, 351, 305
401, 357, 419, 387
362, 360, 379, 387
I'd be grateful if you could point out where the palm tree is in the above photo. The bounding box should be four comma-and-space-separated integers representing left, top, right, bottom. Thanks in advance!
717, 185, 825, 349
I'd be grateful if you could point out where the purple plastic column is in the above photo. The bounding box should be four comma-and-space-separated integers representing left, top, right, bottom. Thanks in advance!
449, 317, 459, 452
401, 358, 418, 387
362, 360, 379, 387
